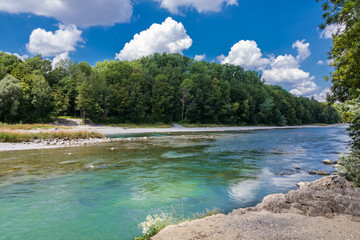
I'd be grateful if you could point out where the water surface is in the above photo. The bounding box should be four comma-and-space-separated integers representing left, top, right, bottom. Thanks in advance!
0, 126, 350, 239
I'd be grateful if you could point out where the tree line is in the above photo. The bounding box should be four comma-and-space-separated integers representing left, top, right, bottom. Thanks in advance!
0, 52, 339, 125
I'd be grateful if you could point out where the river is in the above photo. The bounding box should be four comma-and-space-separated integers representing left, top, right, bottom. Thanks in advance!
0, 125, 350, 239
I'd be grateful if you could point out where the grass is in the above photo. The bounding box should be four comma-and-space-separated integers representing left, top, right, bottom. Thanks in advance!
134, 207, 221, 240
0, 123, 70, 130
107, 123, 173, 128
0, 130, 104, 143
57, 116, 82, 120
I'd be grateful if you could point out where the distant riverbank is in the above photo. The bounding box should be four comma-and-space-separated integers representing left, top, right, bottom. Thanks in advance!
0, 124, 347, 152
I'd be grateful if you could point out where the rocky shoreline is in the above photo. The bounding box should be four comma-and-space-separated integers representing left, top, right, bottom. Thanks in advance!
153, 176, 360, 240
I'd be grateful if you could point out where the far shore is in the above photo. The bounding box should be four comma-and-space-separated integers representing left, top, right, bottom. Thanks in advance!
0, 124, 346, 152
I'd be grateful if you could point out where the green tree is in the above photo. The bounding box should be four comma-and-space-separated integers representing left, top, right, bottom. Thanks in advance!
180, 78, 195, 121
317, 0, 360, 185
151, 74, 174, 122
317, 0, 360, 102
0, 75, 22, 122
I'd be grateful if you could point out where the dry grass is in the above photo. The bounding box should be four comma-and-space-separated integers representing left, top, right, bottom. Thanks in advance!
0, 130, 104, 143
0, 123, 70, 130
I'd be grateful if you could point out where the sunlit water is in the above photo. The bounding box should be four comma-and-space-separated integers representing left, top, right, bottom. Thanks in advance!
0, 126, 350, 239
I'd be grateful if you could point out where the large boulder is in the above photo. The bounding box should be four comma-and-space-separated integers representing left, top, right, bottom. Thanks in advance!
257, 176, 360, 218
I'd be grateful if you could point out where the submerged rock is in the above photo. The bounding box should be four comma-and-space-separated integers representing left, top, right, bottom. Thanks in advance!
317, 170, 330, 175
309, 170, 317, 175
322, 159, 334, 165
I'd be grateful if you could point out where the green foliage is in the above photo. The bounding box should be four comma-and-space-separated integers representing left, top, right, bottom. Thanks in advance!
317, 0, 360, 103
0, 52, 339, 125
135, 213, 174, 240
339, 152, 360, 186
317, 0, 360, 185
0, 75, 22, 122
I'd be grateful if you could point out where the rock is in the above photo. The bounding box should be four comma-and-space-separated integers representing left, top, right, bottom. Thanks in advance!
317, 170, 330, 175
59, 160, 76, 165
279, 173, 284, 176
258, 176, 360, 218
309, 170, 317, 175
296, 182, 310, 189
322, 159, 334, 165
334, 164, 341, 168
294, 166, 301, 170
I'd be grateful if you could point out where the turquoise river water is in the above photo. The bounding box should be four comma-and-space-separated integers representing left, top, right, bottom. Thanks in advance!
0, 125, 350, 239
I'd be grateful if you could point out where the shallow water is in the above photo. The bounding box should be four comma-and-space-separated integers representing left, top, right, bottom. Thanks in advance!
0, 126, 350, 239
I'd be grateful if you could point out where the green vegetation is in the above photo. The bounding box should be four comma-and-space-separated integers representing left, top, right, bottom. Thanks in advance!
0, 123, 68, 130
0, 130, 104, 143
317, 0, 360, 185
135, 208, 220, 240
0, 52, 339, 126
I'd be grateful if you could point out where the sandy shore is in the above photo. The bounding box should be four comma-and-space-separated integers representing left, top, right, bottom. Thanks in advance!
84, 124, 330, 135
0, 124, 337, 152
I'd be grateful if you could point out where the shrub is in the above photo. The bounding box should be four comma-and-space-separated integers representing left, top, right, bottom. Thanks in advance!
339, 152, 360, 187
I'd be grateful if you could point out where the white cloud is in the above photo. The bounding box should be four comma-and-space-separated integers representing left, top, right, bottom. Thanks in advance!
4, 52, 28, 61
115, 17, 192, 61
26, 25, 83, 57
289, 81, 318, 96
262, 41, 316, 96
292, 40, 310, 62
219, 39, 318, 96
154, 0, 238, 14
52, 52, 69, 69
0, 0, 133, 27
220, 40, 270, 70
194, 54, 206, 61
317, 60, 325, 65
311, 88, 331, 102
320, 24, 346, 39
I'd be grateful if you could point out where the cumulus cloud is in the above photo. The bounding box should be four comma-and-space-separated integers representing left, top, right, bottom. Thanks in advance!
219, 39, 318, 96
292, 40, 310, 62
194, 54, 206, 61
320, 24, 346, 39
311, 88, 331, 102
26, 24, 83, 57
4, 52, 28, 61
220, 40, 270, 70
154, 0, 238, 14
51, 52, 69, 69
115, 17, 192, 61
317, 60, 325, 65
0, 0, 133, 27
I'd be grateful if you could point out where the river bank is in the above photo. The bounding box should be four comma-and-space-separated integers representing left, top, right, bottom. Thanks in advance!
0, 124, 341, 151
152, 176, 360, 240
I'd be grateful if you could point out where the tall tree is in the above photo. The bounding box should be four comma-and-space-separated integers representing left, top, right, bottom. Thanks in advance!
0, 75, 22, 122
317, 0, 360, 102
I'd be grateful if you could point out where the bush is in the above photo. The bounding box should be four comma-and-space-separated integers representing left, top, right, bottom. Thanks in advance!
339, 152, 360, 187
135, 213, 174, 240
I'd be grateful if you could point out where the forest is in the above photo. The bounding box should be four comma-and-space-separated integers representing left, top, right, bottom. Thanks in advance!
0, 52, 339, 125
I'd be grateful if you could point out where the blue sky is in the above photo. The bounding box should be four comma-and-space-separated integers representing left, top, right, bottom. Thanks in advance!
0, 0, 336, 100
